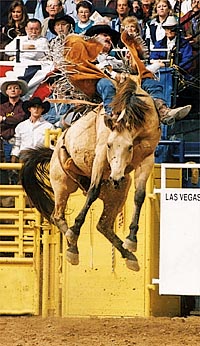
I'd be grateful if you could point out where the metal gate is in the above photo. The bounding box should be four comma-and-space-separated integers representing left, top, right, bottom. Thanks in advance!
41, 166, 181, 318
0, 181, 41, 315
0, 164, 186, 317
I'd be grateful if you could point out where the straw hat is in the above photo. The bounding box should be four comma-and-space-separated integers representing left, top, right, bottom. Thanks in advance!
0, 79, 28, 96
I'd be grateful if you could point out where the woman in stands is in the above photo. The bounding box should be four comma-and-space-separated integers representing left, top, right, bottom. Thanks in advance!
145, 0, 172, 50
74, 1, 94, 34
2, 0, 29, 41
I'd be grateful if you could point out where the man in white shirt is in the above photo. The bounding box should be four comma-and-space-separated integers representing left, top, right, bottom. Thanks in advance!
5, 18, 49, 62
11, 97, 54, 160
4, 19, 53, 94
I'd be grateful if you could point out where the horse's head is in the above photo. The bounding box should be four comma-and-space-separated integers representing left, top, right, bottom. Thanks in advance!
104, 78, 156, 187
106, 121, 134, 188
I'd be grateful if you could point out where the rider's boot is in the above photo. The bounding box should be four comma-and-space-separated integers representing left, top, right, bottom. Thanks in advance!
154, 99, 192, 125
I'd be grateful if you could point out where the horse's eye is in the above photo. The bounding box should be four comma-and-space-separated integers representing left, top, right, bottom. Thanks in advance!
107, 143, 111, 149
128, 145, 133, 152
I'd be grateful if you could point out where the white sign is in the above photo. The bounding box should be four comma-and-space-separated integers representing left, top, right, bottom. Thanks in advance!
159, 188, 200, 295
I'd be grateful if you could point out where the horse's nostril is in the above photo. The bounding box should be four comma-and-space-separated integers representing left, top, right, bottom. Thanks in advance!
110, 176, 125, 189
113, 180, 120, 189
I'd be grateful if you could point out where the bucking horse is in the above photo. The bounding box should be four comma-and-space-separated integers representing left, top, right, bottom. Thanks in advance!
21, 77, 161, 271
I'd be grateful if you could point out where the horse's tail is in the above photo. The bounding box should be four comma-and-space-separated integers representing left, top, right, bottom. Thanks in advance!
20, 146, 54, 222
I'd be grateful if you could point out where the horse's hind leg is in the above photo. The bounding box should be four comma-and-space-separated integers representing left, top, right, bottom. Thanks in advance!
123, 154, 154, 253
97, 176, 140, 271
68, 140, 107, 239
50, 158, 80, 265
52, 188, 80, 265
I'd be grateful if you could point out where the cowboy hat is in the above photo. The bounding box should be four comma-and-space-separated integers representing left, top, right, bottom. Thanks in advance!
22, 97, 50, 116
48, 14, 75, 35
162, 16, 178, 28
85, 24, 120, 46
0, 79, 28, 96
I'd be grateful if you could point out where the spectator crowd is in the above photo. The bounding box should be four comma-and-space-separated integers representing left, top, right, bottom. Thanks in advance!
0, 0, 199, 184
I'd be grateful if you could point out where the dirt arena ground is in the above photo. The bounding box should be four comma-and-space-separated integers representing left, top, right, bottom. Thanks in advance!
0, 315, 200, 346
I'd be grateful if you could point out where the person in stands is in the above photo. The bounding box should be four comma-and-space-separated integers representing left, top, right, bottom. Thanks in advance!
4, 18, 49, 63
48, 13, 75, 65
0, 79, 28, 163
41, 0, 64, 41
145, 0, 172, 50
63, 0, 83, 22
140, 0, 153, 39
32, 14, 75, 126
111, 0, 132, 32
0, 79, 28, 184
4, 19, 51, 88
130, 0, 144, 21
2, 0, 29, 42
11, 97, 54, 162
74, 1, 94, 34
171, 0, 192, 17
150, 16, 193, 72
22, 0, 49, 21
181, 0, 200, 75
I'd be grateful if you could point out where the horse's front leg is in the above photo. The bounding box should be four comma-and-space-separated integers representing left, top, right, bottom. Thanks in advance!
67, 182, 101, 237
123, 154, 154, 252
98, 177, 140, 271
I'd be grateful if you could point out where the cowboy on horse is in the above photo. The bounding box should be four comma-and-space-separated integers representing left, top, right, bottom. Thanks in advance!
61, 23, 191, 125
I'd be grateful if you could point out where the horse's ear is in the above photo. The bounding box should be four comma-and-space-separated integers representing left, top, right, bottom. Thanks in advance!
104, 115, 114, 130
116, 109, 125, 122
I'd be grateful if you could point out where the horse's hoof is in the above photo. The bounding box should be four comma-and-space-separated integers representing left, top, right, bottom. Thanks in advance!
123, 238, 137, 252
66, 250, 79, 265
65, 229, 78, 245
126, 259, 140, 272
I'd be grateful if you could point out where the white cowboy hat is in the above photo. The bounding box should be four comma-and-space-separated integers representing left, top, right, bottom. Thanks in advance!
162, 16, 178, 28
0, 78, 28, 96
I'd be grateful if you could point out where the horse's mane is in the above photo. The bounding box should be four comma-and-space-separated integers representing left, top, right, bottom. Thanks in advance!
110, 78, 150, 131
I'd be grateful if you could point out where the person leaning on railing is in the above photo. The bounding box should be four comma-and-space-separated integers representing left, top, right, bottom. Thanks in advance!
0, 79, 28, 163
3, 18, 50, 85
4, 18, 49, 62
150, 16, 193, 71
11, 97, 54, 164
0, 79, 28, 184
